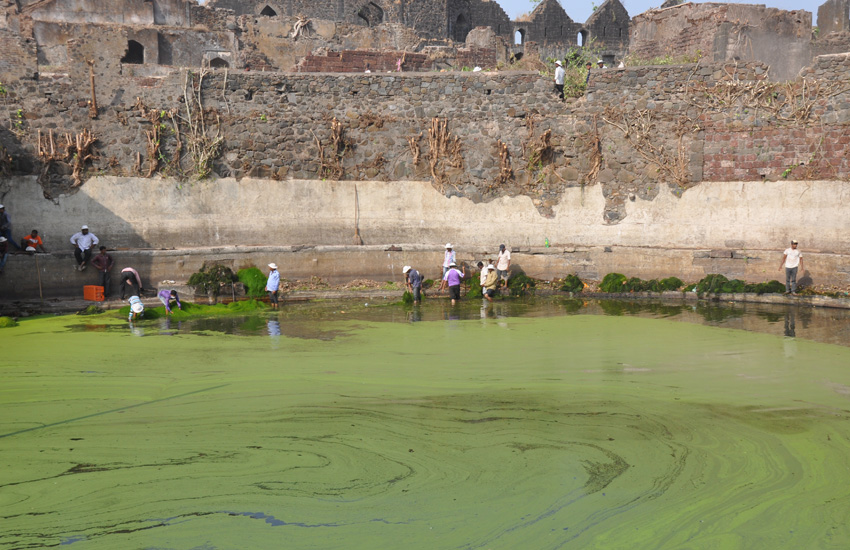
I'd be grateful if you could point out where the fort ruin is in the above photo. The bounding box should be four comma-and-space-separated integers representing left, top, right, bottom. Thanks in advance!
0, 0, 849, 299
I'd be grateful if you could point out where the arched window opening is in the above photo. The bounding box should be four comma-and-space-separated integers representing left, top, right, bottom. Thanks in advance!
603, 26, 607, 37
514, 29, 525, 45
357, 2, 384, 27
260, 5, 277, 16
209, 58, 230, 69
577, 30, 587, 46
453, 13, 470, 42
121, 40, 144, 64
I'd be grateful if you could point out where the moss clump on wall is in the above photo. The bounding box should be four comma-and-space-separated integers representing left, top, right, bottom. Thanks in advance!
560, 274, 584, 293
0, 316, 17, 328
237, 267, 268, 297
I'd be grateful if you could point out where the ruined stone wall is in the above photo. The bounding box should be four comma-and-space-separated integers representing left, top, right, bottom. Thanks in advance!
2, 55, 849, 229
630, 3, 812, 81
818, 0, 850, 34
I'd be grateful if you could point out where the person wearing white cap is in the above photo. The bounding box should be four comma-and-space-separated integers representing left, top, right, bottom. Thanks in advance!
779, 240, 804, 295
69, 224, 99, 271
0, 235, 8, 274
266, 263, 280, 310
439, 261, 466, 306
482, 264, 499, 302
554, 60, 565, 100
128, 295, 145, 322
442, 243, 456, 277
403, 265, 422, 305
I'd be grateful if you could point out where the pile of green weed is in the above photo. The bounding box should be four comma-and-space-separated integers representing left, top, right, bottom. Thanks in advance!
507, 272, 536, 296
559, 274, 584, 293
696, 274, 785, 295
117, 299, 269, 320
599, 273, 683, 293
401, 291, 414, 305
188, 264, 236, 295
237, 267, 268, 297
76, 305, 103, 316
599, 273, 627, 293
0, 316, 17, 328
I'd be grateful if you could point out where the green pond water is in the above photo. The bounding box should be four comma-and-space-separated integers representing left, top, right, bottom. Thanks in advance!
2, 299, 850, 549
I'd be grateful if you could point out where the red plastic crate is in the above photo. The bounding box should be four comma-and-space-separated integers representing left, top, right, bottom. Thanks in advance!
84, 285, 104, 302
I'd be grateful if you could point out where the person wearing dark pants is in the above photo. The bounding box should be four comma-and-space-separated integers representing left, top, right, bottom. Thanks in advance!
779, 239, 804, 295
90, 246, 114, 297
266, 262, 280, 310
69, 225, 98, 271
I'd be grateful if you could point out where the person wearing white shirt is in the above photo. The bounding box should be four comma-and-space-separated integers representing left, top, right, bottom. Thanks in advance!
779, 240, 804, 295
69, 225, 99, 271
554, 60, 565, 100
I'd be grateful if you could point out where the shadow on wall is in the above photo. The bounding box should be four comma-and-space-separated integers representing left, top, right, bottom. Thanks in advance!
0, 176, 152, 300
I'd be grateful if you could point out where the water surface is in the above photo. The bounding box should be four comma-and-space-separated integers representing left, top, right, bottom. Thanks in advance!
2, 299, 849, 549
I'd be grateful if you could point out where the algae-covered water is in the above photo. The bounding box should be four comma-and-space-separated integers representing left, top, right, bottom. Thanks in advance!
2, 299, 850, 549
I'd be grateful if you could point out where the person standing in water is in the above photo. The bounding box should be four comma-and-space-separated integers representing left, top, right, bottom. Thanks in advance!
439, 261, 466, 306
403, 265, 422, 305
266, 263, 280, 310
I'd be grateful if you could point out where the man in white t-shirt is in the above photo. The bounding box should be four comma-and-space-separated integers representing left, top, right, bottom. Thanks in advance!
779, 240, 804, 295
496, 244, 511, 283
553, 60, 565, 100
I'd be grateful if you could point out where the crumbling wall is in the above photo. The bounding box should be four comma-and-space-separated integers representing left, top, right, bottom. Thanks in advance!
630, 3, 812, 81
818, 0, 850, 34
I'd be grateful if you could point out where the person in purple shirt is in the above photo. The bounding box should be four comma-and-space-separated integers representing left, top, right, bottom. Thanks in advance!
439, 261, 466, 306
158, 289, 182, 314
90, 246, 114, 297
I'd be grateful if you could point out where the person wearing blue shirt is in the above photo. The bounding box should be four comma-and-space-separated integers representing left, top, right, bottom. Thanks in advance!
266, 262, 281, 310
403, 265, 423, 305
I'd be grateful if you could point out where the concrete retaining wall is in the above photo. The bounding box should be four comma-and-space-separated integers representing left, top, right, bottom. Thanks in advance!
1, 175, 848, 299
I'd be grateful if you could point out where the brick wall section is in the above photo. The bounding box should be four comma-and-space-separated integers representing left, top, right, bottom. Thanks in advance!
298, 50, 430, 73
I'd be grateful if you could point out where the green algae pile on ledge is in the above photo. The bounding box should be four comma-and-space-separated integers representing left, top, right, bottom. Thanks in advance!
2, 306, 849, 549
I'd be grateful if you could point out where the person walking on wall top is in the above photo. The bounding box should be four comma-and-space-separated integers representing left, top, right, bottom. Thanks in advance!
70, 225, 98, 271
779, 239, 804, 295
554, 60, 565, 100
442, 243, 456, 277
266, 263, 280, 310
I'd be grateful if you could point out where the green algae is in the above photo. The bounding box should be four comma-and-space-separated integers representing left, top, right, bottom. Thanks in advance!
2, 307, 850, 549
0, 315, 16, 327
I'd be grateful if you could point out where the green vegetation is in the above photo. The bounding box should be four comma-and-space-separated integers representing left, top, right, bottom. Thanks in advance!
188, 264, 236, 296
118, 299, 269, 320
559, 274, 584, 293
600, 273, 683, 293
237, 267, 268, 297
695, 274, 785, 295
76, 305, 104, 316
0, 316, 17, 328
507, 271, 536, 296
